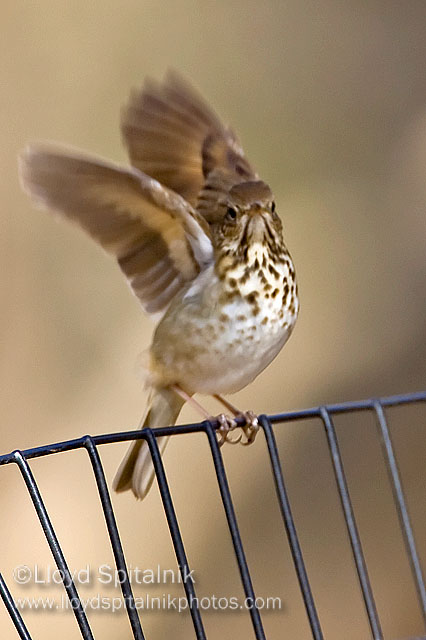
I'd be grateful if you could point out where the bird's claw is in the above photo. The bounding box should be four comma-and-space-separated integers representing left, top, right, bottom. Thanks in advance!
214, 411, 259, 446
215, 414, 241, 446
239, 411, 260, 445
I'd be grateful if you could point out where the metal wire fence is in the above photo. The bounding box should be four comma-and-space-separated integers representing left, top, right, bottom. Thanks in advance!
0, 390, 425, 640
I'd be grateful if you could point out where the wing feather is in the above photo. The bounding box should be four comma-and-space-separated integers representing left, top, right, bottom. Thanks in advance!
121, 70, 257, 208
19, 144, 213, 315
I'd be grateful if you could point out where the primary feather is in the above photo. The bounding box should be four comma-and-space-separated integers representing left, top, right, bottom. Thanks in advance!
19, 145, 213, 315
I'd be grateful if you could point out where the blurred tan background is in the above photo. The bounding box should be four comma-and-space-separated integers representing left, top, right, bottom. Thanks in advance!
1, 1, 426, 639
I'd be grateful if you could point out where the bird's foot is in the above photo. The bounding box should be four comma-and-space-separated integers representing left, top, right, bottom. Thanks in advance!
239, 411, 260, 445
215, 414, 242, 446
211, 396, 259, 446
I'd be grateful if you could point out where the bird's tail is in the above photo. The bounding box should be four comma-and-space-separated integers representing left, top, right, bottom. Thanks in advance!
113, 386, 185, 500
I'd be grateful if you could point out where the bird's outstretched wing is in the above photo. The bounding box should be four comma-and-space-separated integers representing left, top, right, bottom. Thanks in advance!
19, 145, 213, 315
121, 70, 257, 209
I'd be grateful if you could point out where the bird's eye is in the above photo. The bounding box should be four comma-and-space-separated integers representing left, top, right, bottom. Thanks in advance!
225, 207, 237, 222
271, 201, 276, 213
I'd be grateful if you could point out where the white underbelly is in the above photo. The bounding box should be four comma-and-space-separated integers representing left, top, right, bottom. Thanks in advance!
159, 298, 295, 395
150, 258, 298, 395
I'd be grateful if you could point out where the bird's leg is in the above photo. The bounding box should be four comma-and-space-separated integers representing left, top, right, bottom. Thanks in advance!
171, 384, 209, 418
171, 385, 240, 446
213, 395, 259, 445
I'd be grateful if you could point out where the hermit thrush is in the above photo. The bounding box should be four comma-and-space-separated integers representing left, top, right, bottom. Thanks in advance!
19, 71, 299, 499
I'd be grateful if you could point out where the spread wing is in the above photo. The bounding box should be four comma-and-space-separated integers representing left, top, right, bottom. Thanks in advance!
19, 145, 213, 315
121, 70, 258, 209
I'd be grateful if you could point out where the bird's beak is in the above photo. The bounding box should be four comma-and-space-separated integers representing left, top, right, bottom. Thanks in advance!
248, 208, 266, 241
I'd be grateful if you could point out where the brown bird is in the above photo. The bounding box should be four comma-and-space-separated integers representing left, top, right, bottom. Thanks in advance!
19, 71, 299, 499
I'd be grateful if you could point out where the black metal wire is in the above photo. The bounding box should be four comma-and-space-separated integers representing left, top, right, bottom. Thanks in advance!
0, 390, 425, 640
259, 415, 324, 639
144, 428, 207, 640
11, 451, 94, 640
83, 437, 145, 640
204, 421, 266, 640
1, 391, 424, 467
319, 407, 383, 639
0, 574, 31, 640
373, 402, 426, 624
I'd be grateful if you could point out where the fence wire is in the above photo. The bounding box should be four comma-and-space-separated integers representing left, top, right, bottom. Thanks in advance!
0, 390, 425, 640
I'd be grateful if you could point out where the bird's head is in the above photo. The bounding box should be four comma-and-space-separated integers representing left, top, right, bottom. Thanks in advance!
212, 180, 283, 255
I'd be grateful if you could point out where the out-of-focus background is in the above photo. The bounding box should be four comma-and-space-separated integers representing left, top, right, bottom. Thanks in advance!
1, 2, 426, 639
